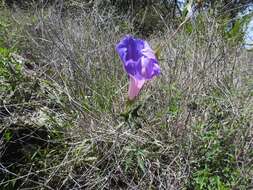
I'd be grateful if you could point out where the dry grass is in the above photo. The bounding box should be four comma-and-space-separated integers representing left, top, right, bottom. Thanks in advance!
0, 2, 252, 189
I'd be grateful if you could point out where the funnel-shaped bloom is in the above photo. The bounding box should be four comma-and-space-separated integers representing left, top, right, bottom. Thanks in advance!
116, 35, 160, 100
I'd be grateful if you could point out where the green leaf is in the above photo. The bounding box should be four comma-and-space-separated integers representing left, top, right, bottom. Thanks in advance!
137, 155, 145, 173
182, 0, 193, 18
154, 44, 162, 60
3, 130, 12, 142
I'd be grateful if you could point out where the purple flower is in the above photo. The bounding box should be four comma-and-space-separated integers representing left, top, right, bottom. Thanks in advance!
116, 35, 160, 100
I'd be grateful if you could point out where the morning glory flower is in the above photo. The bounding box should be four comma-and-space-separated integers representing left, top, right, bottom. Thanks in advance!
116, 35, 160, 100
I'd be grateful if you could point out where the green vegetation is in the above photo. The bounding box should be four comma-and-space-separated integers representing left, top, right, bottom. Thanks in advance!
0, 1, 252, 189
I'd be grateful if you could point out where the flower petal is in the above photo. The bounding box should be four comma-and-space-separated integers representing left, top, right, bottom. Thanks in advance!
116, 35, 161, 99
145, 59, 161, 79
141, 41, 157, 60
116, 35, 144, 63
125, 37, 144, 61
128, 76, 145, 100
